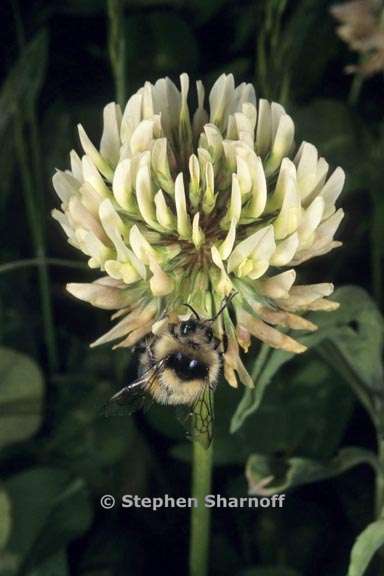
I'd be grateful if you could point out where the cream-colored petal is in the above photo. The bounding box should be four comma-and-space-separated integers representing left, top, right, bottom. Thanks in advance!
188, 154, 201, 208
69, 150, 83, 182
100, 102, 122, 167
241, 153, 267, 219
267, 113, 295, 175
130, 119, 154, 154
175, 173, 192, 239
260, 269, 296, 299
219, 218, 237, 260
148, 255, 174, 296
227, 225, 275, 276
151, 138, 174, 196
154, 190, 176, 231
112, 158, 136, 211
273, 176, 301, 240
270, 232, 299, 266
78, 124, 113, 181
192, 212, 205, 248
81, 155, 110, 197
129, 224, 156, 265
255, 99, 271, 156
221, 174, 242, 227
202, 162, 217, 215
136, 165, 161, 230
297, 196, 324, 249
52, 170, 79, 205
120, 93, 142, 144
237, 309, 306, 353
319, 167, 345, 219
211, 246, 234, 295
66, 281, 131, 309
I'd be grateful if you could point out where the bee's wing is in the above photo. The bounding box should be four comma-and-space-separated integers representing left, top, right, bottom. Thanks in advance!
104, 360, 165, 417
177, 384, 214, 448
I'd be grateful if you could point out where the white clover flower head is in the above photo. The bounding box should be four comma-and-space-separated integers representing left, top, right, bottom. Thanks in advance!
331, 0, 384, 76
52, 73, 345, 388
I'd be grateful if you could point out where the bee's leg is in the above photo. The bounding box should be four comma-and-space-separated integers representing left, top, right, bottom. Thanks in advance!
169, 324, 177, 338
213, 337, 221, 350
134, 340, 147, 354
144, 336, 157, 367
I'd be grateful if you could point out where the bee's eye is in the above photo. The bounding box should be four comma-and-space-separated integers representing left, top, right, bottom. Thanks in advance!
180, 320, 197, 336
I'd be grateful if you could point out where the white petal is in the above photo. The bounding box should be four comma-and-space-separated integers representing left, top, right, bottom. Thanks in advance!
261, 269, 296, 298
151, 138, 174, 196
100, 102, 122, 167
130, 120, 154, 154
136, 165, 159, 229
112, 158, 135, 211
319, 167, 345, 219
78, 124, 113, 181
52, 170, 79, 205
175, 173, 191, 239
227, 225, 275, 276
255, 99, 271, 156
267, 114, 295, 175
241, 153, 267, 219
211, 246, 234, 295
192, 212, 205, 248
297, 196, 324, 249
273, 177, 301, 240
209, 73, 235, 128
70, 150, 83, 182
154, 190, 176, 231
270, 232, 299, 266
81, 155, 110, 197
219, 218, 237, 260
129, 224, 156, 265
120, 93, 142, 144
99, 198, 130, 262
188, 154, 201, 208
295, 141, 319, 200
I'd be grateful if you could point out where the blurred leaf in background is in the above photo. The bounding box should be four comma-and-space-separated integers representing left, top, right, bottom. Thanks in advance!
0, 0, 384, 575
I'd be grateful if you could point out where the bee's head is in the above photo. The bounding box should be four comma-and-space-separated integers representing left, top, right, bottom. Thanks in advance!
179, 319, 214, 343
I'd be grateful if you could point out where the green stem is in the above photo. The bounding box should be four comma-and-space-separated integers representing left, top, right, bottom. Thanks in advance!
375, 434, 384, 572
189, 439, 213, 576
11, 0, 58, 372
376, 435, 384, 519
107, 0, 126, 108
370, 195, 382, 308
14, 116, 58, 373
0, 257, 86, 274
348, 72, 363, 106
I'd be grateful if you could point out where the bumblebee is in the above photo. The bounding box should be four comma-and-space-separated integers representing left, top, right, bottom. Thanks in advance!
106, 295, 235, 446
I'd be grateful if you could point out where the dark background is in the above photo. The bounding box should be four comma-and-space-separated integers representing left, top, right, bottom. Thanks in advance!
0, 1, 383, 575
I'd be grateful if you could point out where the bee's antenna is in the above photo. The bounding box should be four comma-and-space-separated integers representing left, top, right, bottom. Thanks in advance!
182, 303, 201, 320
209, 291, 238, 322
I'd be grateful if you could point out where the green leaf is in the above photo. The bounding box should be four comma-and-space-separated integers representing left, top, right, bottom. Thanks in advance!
238, 357, 355, 459
347, 519, 384, 576
0, 30, 48, 133
0, 488, 11, 550
231, 286, 383, 433
0, 347, 44, 449
4, 468, 92, 573
27, 551, 69, 576
246, 447, 378, 495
